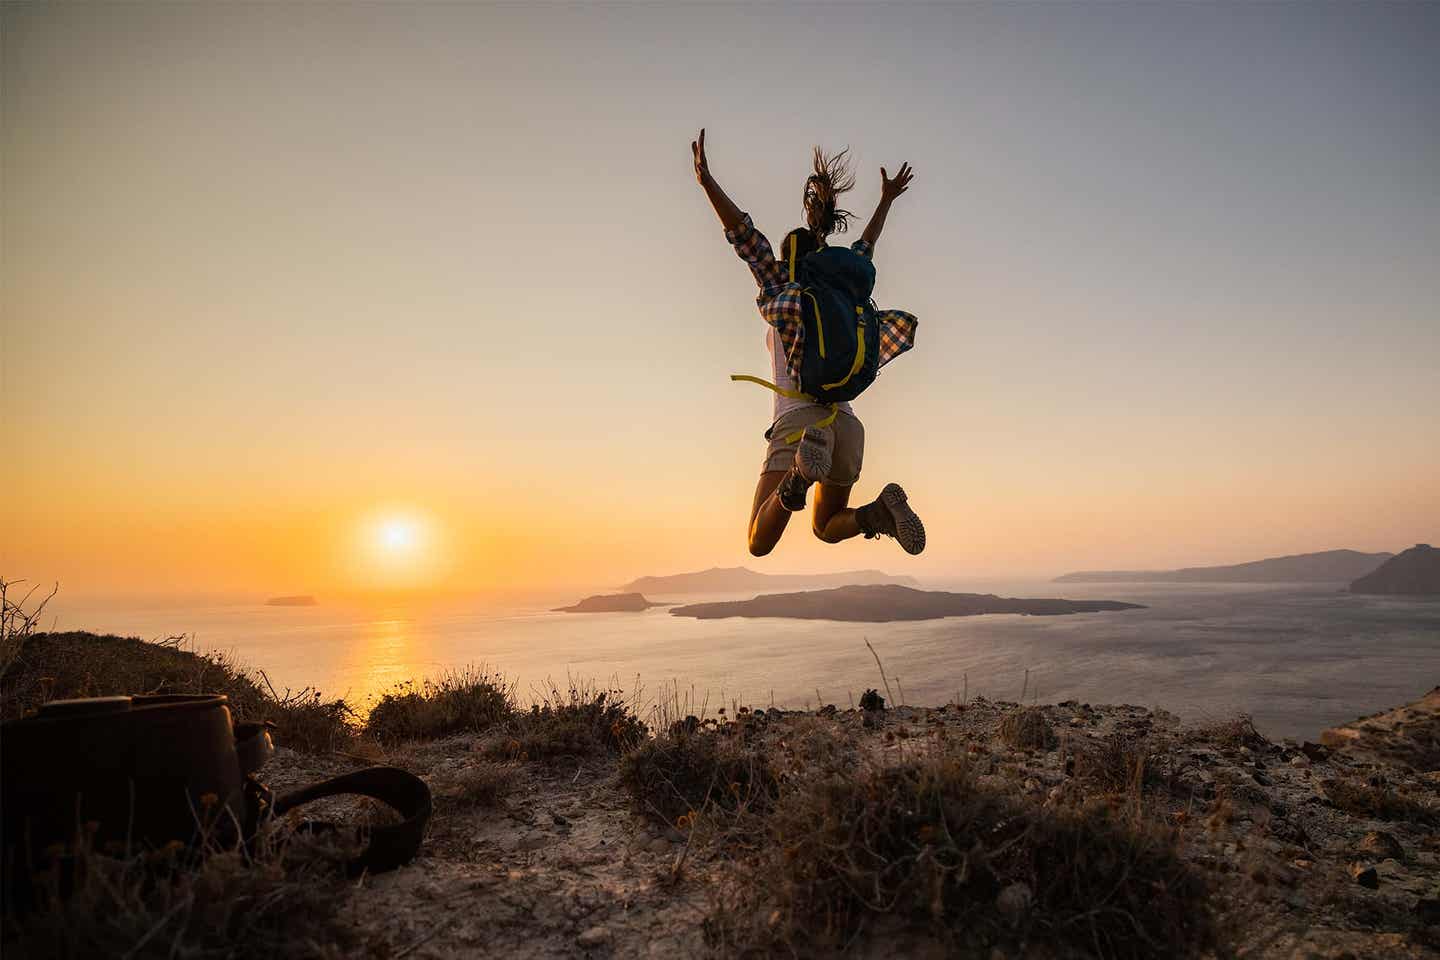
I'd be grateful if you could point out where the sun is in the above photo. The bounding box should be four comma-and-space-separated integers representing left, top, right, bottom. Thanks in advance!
349, 507, 449, 592
363, 511, 432, 572
379, 518, 418, 554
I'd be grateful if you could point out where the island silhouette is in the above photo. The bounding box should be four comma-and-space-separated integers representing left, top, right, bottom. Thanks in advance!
621, 566, 918, 595
668, 584, 1143, 622
1349, 544, 1440, 595
1053, 549, 1392, 584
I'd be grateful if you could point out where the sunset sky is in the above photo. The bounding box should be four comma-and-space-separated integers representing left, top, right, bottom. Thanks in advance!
4, 3, 1437, 602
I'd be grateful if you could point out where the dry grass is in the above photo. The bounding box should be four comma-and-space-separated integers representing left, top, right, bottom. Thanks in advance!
1323, 777, 1438, 825
619, 722, 780, 826
365, 667, 515, 744
1070, 731, 1179, 800
999, 706, 1056, 751
1185, 714, 1270, 751
707, 747, 1215, 958
482, 679, 647, 761
0, 631, 352, 754
434, 761, 515, 809
1, 577, 57, 678
3, 822, 361, 959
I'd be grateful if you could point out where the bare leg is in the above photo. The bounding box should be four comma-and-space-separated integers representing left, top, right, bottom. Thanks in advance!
748, 470, 794, 556
812, 482, 862, 543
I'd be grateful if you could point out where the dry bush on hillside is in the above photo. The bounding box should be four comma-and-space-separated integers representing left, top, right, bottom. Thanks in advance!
707, 748, 1215, 958
365, 667, 516, 743
482, 679, 647, 761
999, 706, 1056, 751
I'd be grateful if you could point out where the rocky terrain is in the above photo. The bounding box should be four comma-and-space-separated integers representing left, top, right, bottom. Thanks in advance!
255, 688, 1439, 958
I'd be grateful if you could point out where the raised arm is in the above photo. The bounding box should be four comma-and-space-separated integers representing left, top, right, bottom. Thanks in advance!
692, 129, 744, 234
858, 162, 914, 251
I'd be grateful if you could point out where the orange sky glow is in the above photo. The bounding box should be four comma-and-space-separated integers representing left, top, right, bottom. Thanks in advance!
4, 4, 1437, 604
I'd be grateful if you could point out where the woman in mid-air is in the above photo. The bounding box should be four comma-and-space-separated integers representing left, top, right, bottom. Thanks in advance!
692, 128, 925, 557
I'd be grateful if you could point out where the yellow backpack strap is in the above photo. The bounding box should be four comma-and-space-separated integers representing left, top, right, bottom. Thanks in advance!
787, 233, 798, 282
780, 404, 838, 445
730, 374, 813, 401
729, 375, 834, 444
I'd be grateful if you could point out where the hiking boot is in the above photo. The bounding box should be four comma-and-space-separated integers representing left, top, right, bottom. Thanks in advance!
793, 426, 833, 484
855, 483, 926, 555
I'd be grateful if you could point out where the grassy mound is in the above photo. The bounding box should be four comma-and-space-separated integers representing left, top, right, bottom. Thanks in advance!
707, 752, 1214, 958
482, 680, 647, 761
365, 668, 514, 743
620, 720, 780, 826
0, 632, 352, 753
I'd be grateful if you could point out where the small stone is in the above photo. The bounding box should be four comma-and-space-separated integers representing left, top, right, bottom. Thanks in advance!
1300, 741, 1330, 762
1289, 755, 1310, 768
1349, 862, 1379, 889
1023, 778, 1042, 793
1252, 771, 1273, 787
995, 882, 1033, 917
1068, 717, 1085, 727
577, 926, 611, 947
648, 837, 670, 854
1359, 831, 1404, 862
517, 834, 550, 852
665, 828, 685, 843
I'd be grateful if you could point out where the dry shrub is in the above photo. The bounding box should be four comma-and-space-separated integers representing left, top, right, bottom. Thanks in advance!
483, 680, 646, 761
709, 752, 1214, 958
1, 578, 56, 677
1323, 777, 1437, 825
999, 706, 1055, 751
0, 631, 352, 754
437, 761, 515, 809
1072, 732, 1177, 798
1186, 714, 1270, 751
365, 667, 515, 744
3, 823, 359, 959
620, 725, 780, 826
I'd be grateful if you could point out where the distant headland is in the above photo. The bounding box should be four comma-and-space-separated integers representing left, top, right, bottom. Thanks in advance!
1349, 544, 1440, 596
264, 595, 317, 607
669, 584, 1143, 622
622, 566, 919, 596
1053, 549, 1392, 584
553, 593, 662, 614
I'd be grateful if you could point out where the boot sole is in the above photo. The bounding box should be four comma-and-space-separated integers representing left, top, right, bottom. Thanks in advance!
880, 483, 926, 555
795, 427, 833, 484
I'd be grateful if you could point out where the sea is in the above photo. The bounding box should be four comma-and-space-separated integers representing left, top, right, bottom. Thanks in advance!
44, 580, 1440, 742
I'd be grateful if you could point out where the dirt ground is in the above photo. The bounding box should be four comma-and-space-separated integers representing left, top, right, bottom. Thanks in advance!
261, 688, 1440, 959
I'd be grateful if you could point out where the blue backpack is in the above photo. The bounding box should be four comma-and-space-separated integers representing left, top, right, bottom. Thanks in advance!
732, 233, 881, 430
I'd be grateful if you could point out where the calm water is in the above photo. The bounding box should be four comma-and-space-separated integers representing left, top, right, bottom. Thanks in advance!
48, 580, 1440, 741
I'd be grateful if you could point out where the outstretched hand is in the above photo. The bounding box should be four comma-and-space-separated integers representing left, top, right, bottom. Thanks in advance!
880, 162, 914, 203
692, 128, 710, 184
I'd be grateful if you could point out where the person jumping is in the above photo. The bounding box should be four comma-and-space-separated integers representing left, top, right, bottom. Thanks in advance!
692, 128, 925, 557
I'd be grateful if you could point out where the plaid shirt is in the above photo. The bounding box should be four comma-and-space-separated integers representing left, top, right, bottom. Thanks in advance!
725, 213, 918, 381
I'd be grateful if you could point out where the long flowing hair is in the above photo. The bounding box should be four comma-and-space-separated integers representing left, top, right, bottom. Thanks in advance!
803, 146, 856, 239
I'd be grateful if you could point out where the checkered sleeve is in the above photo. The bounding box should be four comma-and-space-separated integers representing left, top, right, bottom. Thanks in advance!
760, 287, 807, 377
876, 309, 918, 367
724, 213, 786, 299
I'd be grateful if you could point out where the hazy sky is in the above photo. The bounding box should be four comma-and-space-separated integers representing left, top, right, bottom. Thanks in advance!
4, 2, 1437, 599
